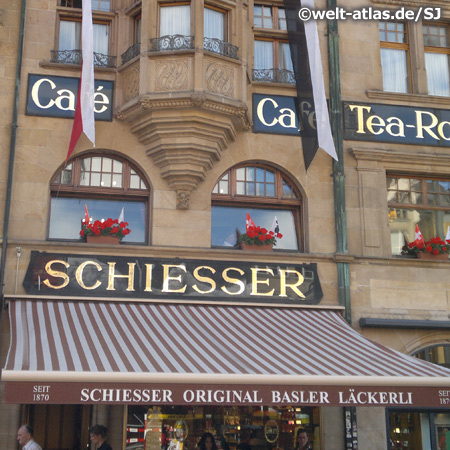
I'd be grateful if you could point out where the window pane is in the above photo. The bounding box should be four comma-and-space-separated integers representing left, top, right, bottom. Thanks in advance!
278, 8, 286, 30
425, 52, 450, 97
236, 168, 245, 181
160, 5, 191, 36
236, 181, 245, 195
254, 6, 262, 27
254, 40, 273, 70
103, 157, 112, 172
279, 42, 293, 71
204, 8, 225, 40
389, 412, 431, 450
381, 48, 409, 93
92, 157, 101, 171
389, 208, 450, 255
246, 167, 255, 181
59, 20, 81, 50
91, 173, 101, 186
211, 206, 298, 249
49, 197, 147, 243
256, 182, 265, 196
101, 173, 112, 187
93, 23, 109, 55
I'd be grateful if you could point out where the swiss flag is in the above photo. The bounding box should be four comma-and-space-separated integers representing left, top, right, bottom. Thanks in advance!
414, 224, 424, 245
246, 213, 255, 231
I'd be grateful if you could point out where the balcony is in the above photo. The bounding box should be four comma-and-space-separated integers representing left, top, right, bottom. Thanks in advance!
121, 43, 140, 65
252, 68, 296, 84
149, 35, 194, 52
50, 49, 116, 68
203, 38, 239, 59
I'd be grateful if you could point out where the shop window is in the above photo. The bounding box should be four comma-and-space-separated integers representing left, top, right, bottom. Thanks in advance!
211, 165, 301, 250
387, 175, 450, 255
126, 405, 319, 450
254, 5, 286, 31
49, 153, 150, 243
423, 23, 450, 97
253, 39, 294, 83
379, 20, 410, 93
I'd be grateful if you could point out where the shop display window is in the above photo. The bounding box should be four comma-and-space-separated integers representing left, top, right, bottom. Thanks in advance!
49, 154, 150, 243
211, 165, 302, 250
126, 405, 319, 450
386, 175, 450, 255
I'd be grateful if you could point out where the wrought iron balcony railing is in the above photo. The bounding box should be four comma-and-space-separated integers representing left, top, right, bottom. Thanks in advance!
149, 35, 194, 52
50, 49, 116, 68
252, 68, 296, 84
121, 43, 140, 65
203, 37, 239, 59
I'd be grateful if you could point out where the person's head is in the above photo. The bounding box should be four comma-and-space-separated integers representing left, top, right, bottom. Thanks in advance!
90, 424, 108, 447
296, 429, 309, 449
17, 425, 34, 446
198, 432, 218, 450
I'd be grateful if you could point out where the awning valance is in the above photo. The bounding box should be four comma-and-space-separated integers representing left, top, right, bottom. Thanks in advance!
3, 299, 450, 407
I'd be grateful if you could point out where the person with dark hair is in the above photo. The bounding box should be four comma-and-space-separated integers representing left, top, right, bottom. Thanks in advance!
17, 425, 42, 450
90, 424, 113, 450
294, 428, 311, 450
197, 432, 218, 450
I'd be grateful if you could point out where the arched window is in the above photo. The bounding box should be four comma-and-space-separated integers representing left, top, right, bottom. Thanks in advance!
413, 344, 450, 369
211, 164, 302, 250
49, 153, 150, 243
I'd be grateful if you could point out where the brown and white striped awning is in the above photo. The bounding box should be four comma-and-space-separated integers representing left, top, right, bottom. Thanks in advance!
3, 299, 450, 407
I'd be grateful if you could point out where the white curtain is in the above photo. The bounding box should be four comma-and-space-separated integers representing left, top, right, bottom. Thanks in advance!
93, 23, 109, 54
381, 48, 409, 93
279, 42, 293, 71
59, 20, 81, 50
160, 5, 190, 36
425, 52, 450, 97
204, 8, 225, 40
254, 40, 273, 69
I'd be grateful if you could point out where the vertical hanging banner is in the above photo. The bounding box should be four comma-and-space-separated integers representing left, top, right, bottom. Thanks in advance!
283, 0, 337, 169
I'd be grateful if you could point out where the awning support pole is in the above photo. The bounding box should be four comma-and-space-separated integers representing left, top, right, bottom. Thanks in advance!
327, 0, 351, 324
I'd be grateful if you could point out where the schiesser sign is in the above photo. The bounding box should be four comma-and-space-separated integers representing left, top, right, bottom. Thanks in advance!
23, 251, 323, 304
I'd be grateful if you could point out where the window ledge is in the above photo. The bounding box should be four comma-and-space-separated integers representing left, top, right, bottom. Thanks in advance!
39, 60, 117, 73
366, 90, 450, 108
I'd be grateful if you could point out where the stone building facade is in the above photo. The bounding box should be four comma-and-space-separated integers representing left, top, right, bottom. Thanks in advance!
0, 0, 449, 449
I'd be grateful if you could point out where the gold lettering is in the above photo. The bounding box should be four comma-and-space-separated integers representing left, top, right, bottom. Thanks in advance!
416, 110, 439, 139
386, 116, 405, 137
144, 264, 153, 292
162, 264, 187, 293
221, 267, 245, 295
251, 268, 275, 296
279, 269, 305, 298
106, 262, 136, 291
75, 261, 102, 290
366, 114, 385, 135
43, 260, 70, 289
192, 266, 216, 294
349, 104, 371, 133
438, 121, 450, 140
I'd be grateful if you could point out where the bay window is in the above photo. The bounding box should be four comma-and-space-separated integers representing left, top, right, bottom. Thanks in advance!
423, 22, 450, 97
379, 20, 410, 93
160, 4, 191, 37
211, 165, 301, 250
204, 6, 225, 40
387, 176, 450, 255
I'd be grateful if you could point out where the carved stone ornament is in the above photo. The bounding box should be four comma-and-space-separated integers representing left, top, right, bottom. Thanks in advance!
155, 59, 189, 91
116, 93, 251, 209
206, 62, 234, 97
123, 65, 140, 102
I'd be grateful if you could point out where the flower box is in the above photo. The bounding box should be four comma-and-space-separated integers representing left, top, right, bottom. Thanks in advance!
86, 235, 120, 245
241, 242, 273, 251
417, 252, 448, 261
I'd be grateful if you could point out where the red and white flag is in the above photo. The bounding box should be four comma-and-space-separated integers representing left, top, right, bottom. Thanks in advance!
66, 0, 95, 160
84, 204, 90, 224
414, 224, 424, 245
246, 213, 255, 231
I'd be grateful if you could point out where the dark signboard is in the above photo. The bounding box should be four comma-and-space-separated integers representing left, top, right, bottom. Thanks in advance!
343, 101, 450, 147
26, 74, 114, 121
4, 381, 450, 408
253, 94, 317, 136
23, 251, 323, 304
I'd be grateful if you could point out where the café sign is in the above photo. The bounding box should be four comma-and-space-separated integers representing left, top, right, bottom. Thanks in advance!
26, 74, 114, 121
23, 251, 323, 304
344, 101, 450, 147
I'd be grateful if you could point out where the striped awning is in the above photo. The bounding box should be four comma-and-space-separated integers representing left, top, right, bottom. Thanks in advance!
3, 299, 450, 407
